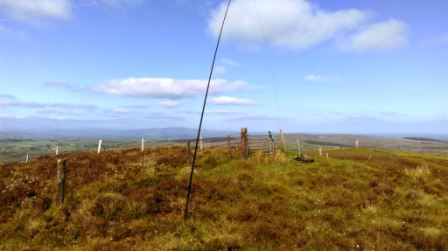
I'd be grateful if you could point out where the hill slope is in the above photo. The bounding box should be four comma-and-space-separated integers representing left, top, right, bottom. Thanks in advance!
1, 147, 448, 250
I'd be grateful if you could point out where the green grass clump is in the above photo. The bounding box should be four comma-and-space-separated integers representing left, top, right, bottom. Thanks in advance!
1, 146, 448, 250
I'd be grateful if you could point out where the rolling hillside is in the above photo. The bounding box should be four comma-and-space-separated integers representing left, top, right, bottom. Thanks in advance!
1, 146, 448, 250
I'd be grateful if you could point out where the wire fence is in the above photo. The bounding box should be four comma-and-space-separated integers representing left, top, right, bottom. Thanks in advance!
0, 131, 353, 164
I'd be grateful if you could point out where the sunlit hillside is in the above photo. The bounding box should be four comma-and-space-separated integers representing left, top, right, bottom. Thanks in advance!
1, 147, 447, 250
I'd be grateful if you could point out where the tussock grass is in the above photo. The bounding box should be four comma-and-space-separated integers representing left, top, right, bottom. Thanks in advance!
1, 146, 448, 250
405, 163, 431, 182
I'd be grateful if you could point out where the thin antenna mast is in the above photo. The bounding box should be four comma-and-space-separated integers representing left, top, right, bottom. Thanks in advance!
184, 0, 233, 220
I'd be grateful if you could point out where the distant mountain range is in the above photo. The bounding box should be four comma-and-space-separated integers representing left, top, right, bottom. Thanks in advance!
0, 127, 447, 142
0, 127, 237, 140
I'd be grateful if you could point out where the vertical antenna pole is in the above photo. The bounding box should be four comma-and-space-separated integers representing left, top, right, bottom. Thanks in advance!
184, 0, 233, 221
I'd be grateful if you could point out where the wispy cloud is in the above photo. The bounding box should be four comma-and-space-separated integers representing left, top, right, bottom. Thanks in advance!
159, 100, 180, 108
304, 74, 326, 83
343, 19, 408, 52
207, 109, 242, 115
0, 24, 27, 39
101, 0, 143, 9
0, 0, 72, 24
44, 80, 82, 91
0, 94, 96, 110
210, 96, 256, 105
214, 58, 240, 75
92, 77, 248, 99
425, 33, 448, 46
228, 115, 290, 122
209, 0, 407, 52
436, 34, 448, 44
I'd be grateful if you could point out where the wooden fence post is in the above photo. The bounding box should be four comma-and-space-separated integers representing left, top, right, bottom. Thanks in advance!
268, 131, 275, 155
97, 140, 102, 154
280, 129, 286, 152
241, 128, 249, 159
25, 154, 29, 163
326, 153, 329, 158
199, 133, 203, 151
227, 135, 232, 159
355, 140, 359, 148
297, 139, 301, 155
56, 146, 59, 156
141, 137, 145, 152
319, 147, 322, 156
187, 140, 191, 163
57, 159, 67, 207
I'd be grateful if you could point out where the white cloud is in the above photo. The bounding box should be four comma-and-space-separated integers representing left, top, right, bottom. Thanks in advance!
209, 0, 368, 49
0, 0, 71, 23
92, 77, 248, 99
209, 0, 408, 52
344, 19, 407, 52
159, 100, 180, 108
211, 96, 256, 105
304, 74, 325, 83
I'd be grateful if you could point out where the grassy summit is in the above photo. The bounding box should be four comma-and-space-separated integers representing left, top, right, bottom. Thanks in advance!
1, 147, 447, 250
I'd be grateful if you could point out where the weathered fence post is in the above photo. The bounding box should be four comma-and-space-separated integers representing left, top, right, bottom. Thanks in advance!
326, 153, 329, 158
227, 135, 232, 159
56, 146, 59, 156
187, 140, 191, 161
57, 159, 67, 207
319, 147, 323, 156
268, 131, 275, 155
25, 154, 29, 163
355, 140, 359, 148
241, 128, 249, 159
97, 140, 102, 154
141, 137, 145, 152
297, 139, 301, 155
280, 129, 287, 153
199, 133, 203, 151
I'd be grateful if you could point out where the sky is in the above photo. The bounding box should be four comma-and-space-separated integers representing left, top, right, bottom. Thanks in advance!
0, 0, 447, 135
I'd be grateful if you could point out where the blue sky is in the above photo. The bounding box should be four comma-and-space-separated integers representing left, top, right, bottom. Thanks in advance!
0, 0, 447, 134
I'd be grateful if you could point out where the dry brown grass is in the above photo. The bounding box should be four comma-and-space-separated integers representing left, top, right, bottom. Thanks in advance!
0, 146, 448, 250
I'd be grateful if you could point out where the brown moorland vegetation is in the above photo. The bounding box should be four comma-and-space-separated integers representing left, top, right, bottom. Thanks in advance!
0, 146, 448, 250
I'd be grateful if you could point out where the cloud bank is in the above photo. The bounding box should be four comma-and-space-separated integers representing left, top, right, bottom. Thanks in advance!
92, 78, 248, 99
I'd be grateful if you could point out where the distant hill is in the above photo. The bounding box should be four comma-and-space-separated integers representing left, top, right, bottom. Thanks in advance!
403, 137, 444, 142
0, 127, 234, 140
